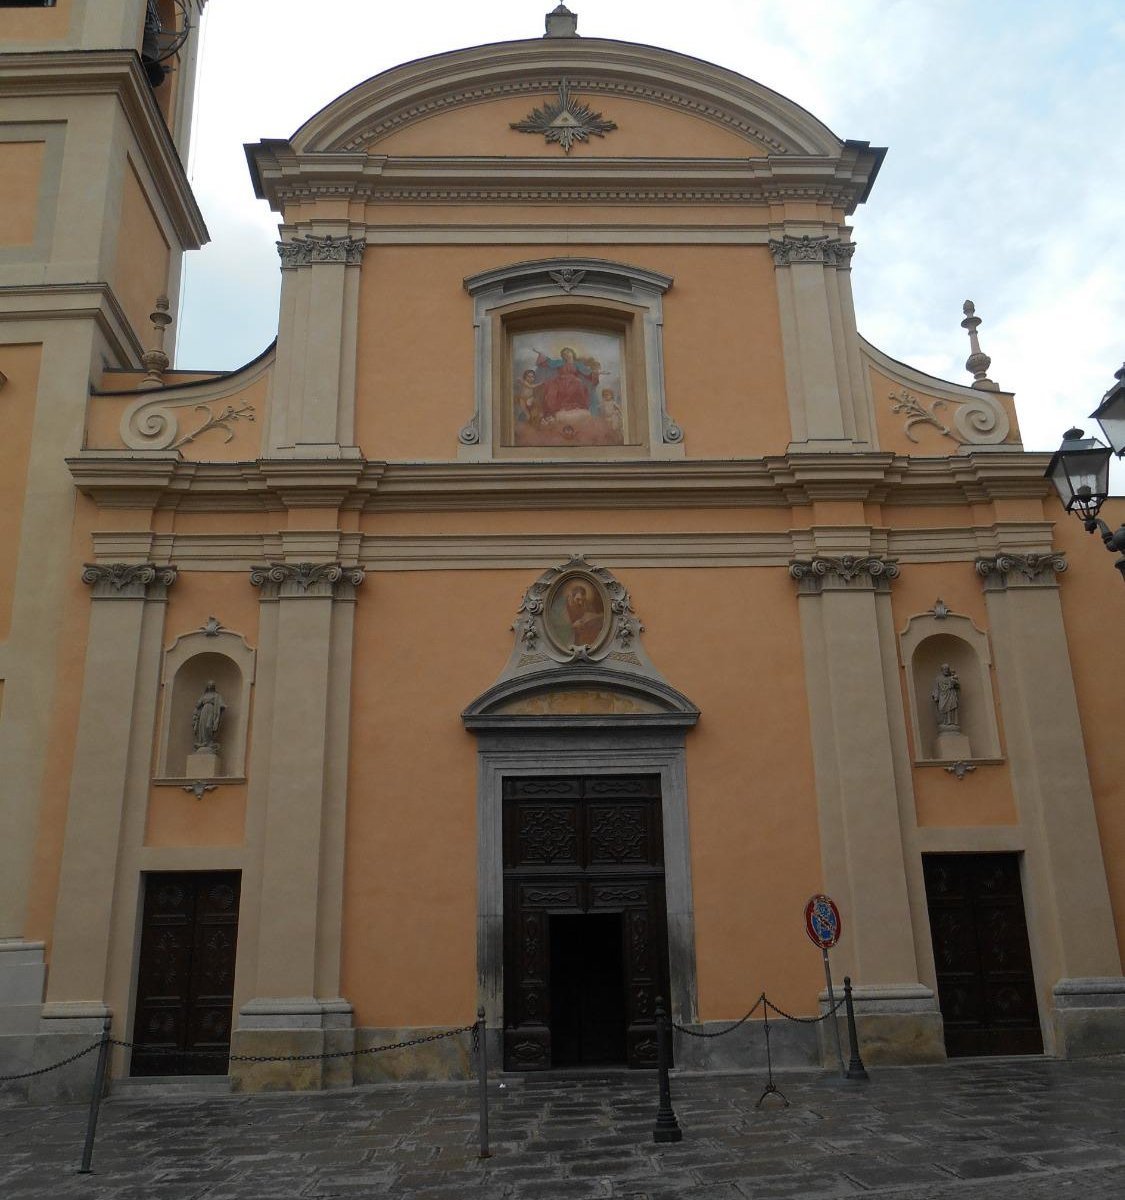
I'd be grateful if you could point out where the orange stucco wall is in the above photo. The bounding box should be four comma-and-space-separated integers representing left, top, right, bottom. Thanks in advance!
112, 156, 170, 344
0, 0, 72, 41
341, 562, 822, 1027
0, 141, 45, 246
354, 243, 788, 461
1053, 498, 1125, 968
368, 92, 768, 158
0, 344, 42, 639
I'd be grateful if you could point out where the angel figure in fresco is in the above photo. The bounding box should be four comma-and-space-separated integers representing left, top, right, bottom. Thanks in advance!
534, 346, 600, 419
514, 367, 544, 428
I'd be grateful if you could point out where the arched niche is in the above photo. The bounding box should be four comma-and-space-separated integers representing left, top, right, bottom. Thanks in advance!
899, 608, 1000, 763
157, 624, 256, 780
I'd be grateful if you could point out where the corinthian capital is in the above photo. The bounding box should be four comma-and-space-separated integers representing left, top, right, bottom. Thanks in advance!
249, 562, 366, 598
975, 552, 1067, 590
81, 562, 178, 599
768, 235, 856, 268
276, 235, 366, 268
789, 556, 899, 593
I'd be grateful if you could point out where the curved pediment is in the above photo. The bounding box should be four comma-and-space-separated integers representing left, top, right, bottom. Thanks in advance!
289, 37, 843, 159
462, 555, 699, 731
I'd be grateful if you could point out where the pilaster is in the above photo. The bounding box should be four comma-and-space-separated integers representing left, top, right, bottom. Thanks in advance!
231, 562, 363, 1091
976, 552, 1125, 1055
770, 235, 872, 452
28, 563, 175, 1100
790, 555, 943, 1062
267, 235, 365, 457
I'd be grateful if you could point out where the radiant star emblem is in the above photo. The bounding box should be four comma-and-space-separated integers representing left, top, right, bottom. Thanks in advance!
510, 80, 617, 153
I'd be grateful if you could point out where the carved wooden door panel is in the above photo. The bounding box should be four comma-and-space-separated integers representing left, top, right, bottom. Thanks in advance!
923, 853, 1042, 1057
131, 871, 241, 1076
503, 776, 668, 1070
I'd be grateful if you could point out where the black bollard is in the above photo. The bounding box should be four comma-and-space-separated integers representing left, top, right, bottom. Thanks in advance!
476, 1006, 491, 1159
843, 977, 869, 1081
651, 996, 683, 1143
77, 1025, 111, 1174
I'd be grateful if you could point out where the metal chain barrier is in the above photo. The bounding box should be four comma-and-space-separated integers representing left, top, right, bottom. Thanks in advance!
0, 1036, 106, 1082
763, 994, 846, 1024
672, 993, 765, 1037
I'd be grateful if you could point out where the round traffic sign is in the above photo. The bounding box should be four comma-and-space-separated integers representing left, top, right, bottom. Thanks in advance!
804, 893, 842, 949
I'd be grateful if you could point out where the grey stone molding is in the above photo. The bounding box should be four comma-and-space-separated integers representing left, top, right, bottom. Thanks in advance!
276, 235, 366, 268
80, 562, 178, 599
789, 556, 900, 593
768, 235, 856, 268
249, 562, 366, 598
975, 552, 1067, 590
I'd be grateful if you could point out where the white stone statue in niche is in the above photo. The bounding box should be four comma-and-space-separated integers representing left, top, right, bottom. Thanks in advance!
187, 681, 226, 778
930, 663, 970, 761
931, 664, 961, 731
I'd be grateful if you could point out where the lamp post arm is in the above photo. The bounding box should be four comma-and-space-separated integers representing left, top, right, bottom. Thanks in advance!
1084, 517, 1125, 553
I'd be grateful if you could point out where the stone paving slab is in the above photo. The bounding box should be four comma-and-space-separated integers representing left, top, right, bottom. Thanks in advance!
1, 1056, 1123, 1198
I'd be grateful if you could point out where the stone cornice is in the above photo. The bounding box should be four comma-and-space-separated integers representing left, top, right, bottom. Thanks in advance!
0, 52, 207, 249
248, 149, 875, 212
65, 451, 1057, 514
0, 283, 145, 365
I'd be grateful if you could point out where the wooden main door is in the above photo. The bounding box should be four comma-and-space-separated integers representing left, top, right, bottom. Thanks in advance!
503, 775, 670, 1070
131, 871, 241, 1076
923, 853, 1042, 1057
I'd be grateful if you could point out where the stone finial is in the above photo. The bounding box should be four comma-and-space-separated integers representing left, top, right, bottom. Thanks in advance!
137, 295, 172, 391
545, 4, 579, 38
960, 300, 999, 391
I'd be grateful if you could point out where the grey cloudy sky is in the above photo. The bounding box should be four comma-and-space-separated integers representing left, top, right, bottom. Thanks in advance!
175, 0, 1125, 463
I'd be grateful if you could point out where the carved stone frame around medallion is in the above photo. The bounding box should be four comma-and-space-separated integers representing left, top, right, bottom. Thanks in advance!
460, 258, 682, 461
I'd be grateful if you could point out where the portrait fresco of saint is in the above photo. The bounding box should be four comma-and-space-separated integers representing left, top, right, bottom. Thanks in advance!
510, 329, 626, 447
546, 575, 608, 649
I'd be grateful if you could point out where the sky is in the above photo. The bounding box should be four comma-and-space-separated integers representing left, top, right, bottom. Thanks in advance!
175, 0, 1125, 465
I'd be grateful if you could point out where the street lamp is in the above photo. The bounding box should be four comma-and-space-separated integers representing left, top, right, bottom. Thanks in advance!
1090, 364, 1125, 457
1045, 424, 1124, 581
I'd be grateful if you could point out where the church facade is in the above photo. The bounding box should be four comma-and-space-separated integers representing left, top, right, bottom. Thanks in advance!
2, 1, 1124, 1097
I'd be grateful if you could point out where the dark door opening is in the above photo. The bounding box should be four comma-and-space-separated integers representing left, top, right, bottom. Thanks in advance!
131, 871, 240, 1076
550, 913, 626, 1066
924, 853, 1042, 1057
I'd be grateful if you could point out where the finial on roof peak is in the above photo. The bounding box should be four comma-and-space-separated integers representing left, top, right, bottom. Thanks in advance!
960, 299, 999, 391
545, 4, 579, 38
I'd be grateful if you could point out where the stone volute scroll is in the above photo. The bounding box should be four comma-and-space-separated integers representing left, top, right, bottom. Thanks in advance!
463, 556, 698, 727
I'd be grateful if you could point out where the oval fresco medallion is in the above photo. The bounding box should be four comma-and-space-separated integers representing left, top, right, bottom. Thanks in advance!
544, 572, 610, 652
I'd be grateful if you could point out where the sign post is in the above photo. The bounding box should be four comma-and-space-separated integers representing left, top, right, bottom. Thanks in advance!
804, 893, 845, 1077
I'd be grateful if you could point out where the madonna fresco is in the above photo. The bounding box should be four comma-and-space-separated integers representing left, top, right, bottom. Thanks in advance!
546, 574, 609, 649
510, 329, 626, 447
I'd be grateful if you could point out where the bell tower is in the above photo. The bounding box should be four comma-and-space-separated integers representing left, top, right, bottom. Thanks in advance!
0, 0, 208, 1073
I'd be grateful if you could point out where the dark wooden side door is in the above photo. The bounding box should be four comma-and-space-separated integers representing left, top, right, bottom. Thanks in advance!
503, 775, 669, 1070
923, 853, 1042, 1057
131, 871, 241, 1076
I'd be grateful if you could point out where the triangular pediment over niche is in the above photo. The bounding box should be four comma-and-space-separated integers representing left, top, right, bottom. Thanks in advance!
462, 556, 699, 730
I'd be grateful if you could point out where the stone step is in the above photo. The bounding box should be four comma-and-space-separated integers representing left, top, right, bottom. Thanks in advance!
109, 1073, 231, 1100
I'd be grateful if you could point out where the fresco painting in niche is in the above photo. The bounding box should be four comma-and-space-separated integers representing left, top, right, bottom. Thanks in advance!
511, 329, 626, 447
547, 574, 609, 650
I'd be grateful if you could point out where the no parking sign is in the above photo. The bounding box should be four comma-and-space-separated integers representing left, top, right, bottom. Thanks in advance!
804, 893, 842, 950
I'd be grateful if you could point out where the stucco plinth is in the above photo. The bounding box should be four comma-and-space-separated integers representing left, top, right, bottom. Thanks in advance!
0, 941, 46, 1085
25, 1005, 108, 1104
352, 1026, 475, 1083
230, 998, 355, 1092
1052, 977, 1125, 1058
674, 1019, 819, 1072
818, 985, 945, 1066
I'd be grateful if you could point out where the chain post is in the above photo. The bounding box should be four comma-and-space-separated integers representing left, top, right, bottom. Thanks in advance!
77, 1023, 111, 1175
475, 1006, 491, 1159
843, 976, 869, 1081
651, 996, 683, 1143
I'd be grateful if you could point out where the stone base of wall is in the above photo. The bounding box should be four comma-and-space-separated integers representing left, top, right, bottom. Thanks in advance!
1053, 977, 1125, 1057
817, 984, 946, 1067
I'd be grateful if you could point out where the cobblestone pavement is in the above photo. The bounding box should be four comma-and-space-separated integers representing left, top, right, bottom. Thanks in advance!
2, 1056, 1124, 1198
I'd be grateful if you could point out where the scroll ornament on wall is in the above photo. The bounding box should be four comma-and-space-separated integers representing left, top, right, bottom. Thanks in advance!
120, 394, 255, 451
889, 386, 1010, 446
